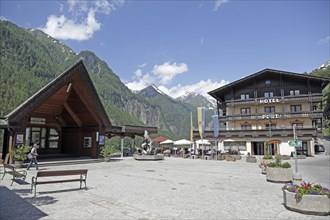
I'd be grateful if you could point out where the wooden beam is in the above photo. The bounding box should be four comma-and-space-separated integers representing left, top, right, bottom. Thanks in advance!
63, 103, 82, 127
55, 115, 67, 127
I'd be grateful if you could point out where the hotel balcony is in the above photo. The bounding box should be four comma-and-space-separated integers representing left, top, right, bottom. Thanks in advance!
200, 127, 319, 140
219, 111, 324, 122
225, 93, 323, 107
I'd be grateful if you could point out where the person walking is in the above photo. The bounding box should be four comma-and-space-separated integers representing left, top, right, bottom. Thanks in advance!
27, 143, 39, 170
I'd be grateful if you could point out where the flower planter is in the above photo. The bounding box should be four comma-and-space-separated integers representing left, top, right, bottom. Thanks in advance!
266, 167, 292, 183
14, 160, 24, 168
246, 156, 257, 163
225, 155, 236, 161
260, 166, 267, 174
283, 189, 330, 216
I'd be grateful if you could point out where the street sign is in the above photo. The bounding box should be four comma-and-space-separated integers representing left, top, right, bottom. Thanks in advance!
288, 140, 302, 148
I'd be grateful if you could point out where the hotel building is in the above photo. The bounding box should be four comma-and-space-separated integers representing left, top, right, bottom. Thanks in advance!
206, 69, 330, 156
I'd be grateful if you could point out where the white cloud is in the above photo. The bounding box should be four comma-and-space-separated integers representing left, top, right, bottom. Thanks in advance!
125, 61, 228, 99
126, 61, 188, 91
318, 36, 330, 44
138, 63, 147, 68
126, 72, 155, 91
158, 79, 228, 98
214, 0, 229, 11
41, 0, 124, 41
152, 62, 188, 85
134, 69, 143, 77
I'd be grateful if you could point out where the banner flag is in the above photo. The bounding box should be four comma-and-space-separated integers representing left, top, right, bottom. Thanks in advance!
212, 115, 219, 138
197, 107, 206, 139
190, 112, 193, 142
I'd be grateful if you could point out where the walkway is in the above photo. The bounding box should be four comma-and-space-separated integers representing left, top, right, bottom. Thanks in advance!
1, 155, 329, 219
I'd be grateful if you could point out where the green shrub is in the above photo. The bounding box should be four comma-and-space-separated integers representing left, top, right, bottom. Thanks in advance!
268, 156, 291, 168
9, 145, 31, 161
100, 145, 116, 158
263, 154, 273, 160
282, 162, 291, 168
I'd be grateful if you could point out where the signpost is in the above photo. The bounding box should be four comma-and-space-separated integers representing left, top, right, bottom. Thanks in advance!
288, 124, 302, 180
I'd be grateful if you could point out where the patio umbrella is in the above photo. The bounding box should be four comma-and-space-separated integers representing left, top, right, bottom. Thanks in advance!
160, 139, 174, 145
174, 139, 192, 148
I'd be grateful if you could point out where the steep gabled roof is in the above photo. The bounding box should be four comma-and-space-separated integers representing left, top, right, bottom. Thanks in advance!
208, 68, 330, 101
2, 60, 111, 128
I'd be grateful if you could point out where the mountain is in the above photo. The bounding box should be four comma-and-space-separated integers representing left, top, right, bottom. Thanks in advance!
0, 20, 210, 140
138, 85, 215, 137
177, 92, 215, 109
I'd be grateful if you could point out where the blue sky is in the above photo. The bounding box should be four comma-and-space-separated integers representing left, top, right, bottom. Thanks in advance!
1, 0, 329, 98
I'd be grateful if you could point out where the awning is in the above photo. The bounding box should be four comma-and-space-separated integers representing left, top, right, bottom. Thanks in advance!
266, 139, 281, 145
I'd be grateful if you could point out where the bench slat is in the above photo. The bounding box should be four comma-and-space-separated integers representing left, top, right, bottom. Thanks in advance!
36, 179, 84, 185
36, 169, 88, 177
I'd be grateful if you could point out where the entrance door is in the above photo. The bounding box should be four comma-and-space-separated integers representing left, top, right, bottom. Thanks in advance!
296, 141, 308, 155
252, 142, 264, 155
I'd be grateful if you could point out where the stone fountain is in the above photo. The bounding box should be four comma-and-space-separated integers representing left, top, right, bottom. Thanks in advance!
133, 130, 164, 161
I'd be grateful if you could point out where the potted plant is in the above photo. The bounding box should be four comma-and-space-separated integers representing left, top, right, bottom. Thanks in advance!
262, 154, 273, 163
266, 155, 292, 183
100, 145, 116, 162
259, 161, 269, 174
282, 181, 330, 215
9, 145, 31, 168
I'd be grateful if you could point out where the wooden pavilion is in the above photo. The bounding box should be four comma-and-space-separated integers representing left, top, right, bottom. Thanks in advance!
0, 61, 157, 160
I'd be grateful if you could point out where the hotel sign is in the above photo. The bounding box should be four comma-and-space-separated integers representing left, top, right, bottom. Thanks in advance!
259, 98, 280, 104
30, 117, 46, 125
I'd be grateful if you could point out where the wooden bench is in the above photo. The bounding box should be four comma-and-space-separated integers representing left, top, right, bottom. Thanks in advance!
31, 169, 88, 197
1, 164, 27, 186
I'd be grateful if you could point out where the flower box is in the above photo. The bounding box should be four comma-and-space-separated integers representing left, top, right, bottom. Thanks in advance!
246, 156, 256, 163
266, 167, 292, 183
283, 189, 330, 215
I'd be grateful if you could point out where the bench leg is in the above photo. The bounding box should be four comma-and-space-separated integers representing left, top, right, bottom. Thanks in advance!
10, 177, 14, 186
1, 172, 6, 180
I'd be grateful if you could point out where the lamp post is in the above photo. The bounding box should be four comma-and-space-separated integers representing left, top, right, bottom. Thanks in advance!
265, 113, 273, 155
292, 124, 302, 181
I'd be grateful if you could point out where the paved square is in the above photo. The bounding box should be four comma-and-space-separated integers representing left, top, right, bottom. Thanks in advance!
1, 156, 329, 219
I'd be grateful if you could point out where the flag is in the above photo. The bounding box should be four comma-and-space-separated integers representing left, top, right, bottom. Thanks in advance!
190, 112, 193, 142
212, 115, 219, 138
197, 107, 206, 139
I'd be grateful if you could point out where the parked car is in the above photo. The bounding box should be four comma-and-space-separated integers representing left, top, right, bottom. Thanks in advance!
314, 144, 325, 154
123, 148, 132, 156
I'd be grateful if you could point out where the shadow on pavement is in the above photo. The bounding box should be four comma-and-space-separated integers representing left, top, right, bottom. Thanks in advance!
38, 187, 89, 195
0, 186, 48, 220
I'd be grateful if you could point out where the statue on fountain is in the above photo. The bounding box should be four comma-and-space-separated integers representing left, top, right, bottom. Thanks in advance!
134, 130, 164, 160
140, 130, 157, 155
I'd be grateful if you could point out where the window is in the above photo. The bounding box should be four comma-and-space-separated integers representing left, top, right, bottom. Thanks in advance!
241, 93, 250, 99
240, 108, 251, 114
48, 129, 59, 148
84, 137, 92, 148
264, 92, 274, 98
264, 106, 275, 113
266, 124, 276, 130
224, 142, 247, 151
290, 105, 302, 112
265, 80, 271, 85
26, 127, 59, 149
292, 123, 303, 128
29, 127, 46, 149
241, 124, 251, 130
290, 90, 300, 96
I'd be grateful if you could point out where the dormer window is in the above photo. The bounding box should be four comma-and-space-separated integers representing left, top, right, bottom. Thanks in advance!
241, 93, 250, 100
290, 90, 300, 96
264, 92, 274, 98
